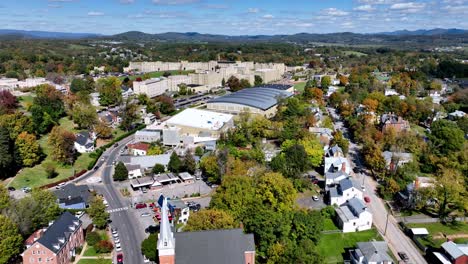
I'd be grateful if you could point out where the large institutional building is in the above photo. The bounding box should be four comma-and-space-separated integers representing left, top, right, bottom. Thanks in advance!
129, 60, 286, 97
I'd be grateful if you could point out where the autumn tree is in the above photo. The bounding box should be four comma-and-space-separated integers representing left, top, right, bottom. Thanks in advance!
331, 131, 349, 154
362, 98, 379, 113
15, 132, 41, 167
0, 215, 23, 264
184, 209, 236, 232
120, 98, 140, 131
94, 121, 113, 139
0, 112, 34, 139
48, 126, 76, 164
96, 77, 122, 106
0, 90, 18, 114
321, 76, 331, 90
156, 95, 175, 114
434, 168, 467, 221
227, 76, 241, 91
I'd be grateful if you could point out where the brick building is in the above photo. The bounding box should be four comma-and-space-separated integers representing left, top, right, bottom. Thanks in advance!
21, 212, 84, 264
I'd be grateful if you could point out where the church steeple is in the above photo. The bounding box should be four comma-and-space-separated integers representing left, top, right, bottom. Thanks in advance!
158, 197, 175, 264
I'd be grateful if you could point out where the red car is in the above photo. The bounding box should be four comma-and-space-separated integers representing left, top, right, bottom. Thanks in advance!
135, 203, 147, 209
117, 253, 123, 264
148, 202, 156, 208
155, 212, 173, 221
364, 196, 371, 203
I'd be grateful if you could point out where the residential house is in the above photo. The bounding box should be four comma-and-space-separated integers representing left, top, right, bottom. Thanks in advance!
98, 110, 121, 128
448, 110, 466, 120
53, 184, 91, 209
74, 131, 95, 153
157, 197, 255, 264
309, 127, 333, 146
382, 151, 413, 171
380, 113, 410, 133
329, 178, 363, 206
433, 241, 468, 264
157, 196, 191, 224
336, 197, 373, 233
350, 241, 393, 264
324, 171, 349, 186
324, 145, 351, 174
130, 176, 161, 190
119, 154, 171, 171
128, 142, 150, 156
126, 164, 143, 179
397, 177, 435, 209
21, 212, 84, 264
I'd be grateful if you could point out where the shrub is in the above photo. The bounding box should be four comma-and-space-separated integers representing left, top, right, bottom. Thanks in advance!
95, 240, 113, 253
86, 231, 100, 247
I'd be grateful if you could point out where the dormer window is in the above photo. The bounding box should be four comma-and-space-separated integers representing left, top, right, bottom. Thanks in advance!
58, 237, 65, 244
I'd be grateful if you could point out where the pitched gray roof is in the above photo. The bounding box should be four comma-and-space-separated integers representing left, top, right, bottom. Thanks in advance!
339, 178, 360, 192
326, 171, 348, 180
208, 88, 292, 111
329, 187, 340, 198
53, 184, 91, 205
37, 212, 81, 253
356, 241, 392, 263
75, 131, 91, 146
442, 241, 468, 259
347, 197, 367, 216
174, 228, 255, 264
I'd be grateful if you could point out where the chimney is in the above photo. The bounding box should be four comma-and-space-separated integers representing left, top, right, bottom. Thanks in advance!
414, 178, 420, 190
341, 162, 346, 172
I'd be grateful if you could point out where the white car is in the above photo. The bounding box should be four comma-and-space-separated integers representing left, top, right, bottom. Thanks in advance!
141, 212, 151, 217
114, 237, 120, 243
115, 242, 121, 248
112, 232, 119, 238
115, 246, 122, 252
103, 199, 109, 207
312, 195, 319, 201
75, 211, 85, 218
143, 256, 150, 263
361, 185, 366, 191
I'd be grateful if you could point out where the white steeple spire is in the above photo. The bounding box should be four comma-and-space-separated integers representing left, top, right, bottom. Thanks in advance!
158, 197, 175, 256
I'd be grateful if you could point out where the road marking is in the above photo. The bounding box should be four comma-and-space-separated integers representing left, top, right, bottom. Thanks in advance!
107, 207, 128, 213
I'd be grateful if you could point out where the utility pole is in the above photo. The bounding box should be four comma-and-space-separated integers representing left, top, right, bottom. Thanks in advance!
384, 212, 390, 235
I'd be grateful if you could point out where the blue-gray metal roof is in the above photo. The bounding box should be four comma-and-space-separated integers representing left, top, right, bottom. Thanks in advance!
208, 88, 292, 111
347, 197, 367, 216
37, 212, 81, 253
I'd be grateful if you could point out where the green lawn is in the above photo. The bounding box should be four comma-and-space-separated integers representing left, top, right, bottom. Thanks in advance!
343, 50, 367, 57
294, 82, 306, 92
323, 219, 339, 231
10, 117, 92, 189
318, 229, 382, 263
122, 70, 194, 81
83, 246, 99, 257
18, 95, 34, 110
77, 259, 112, 264
407, 222, 468, 236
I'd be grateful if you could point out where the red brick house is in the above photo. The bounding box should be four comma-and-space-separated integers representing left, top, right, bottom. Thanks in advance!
157, 197, 256, 264
435, 241, 468, 264
380, 113, 410, 133
21, 212, 84, 264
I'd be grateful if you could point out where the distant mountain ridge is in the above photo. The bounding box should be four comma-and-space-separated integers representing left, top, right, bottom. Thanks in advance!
0, 29, 101, 39
378, 28, 468, 36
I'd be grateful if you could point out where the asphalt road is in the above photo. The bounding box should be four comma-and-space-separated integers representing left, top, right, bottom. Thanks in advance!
328, 107, 427, 264
77, 135, 145, 264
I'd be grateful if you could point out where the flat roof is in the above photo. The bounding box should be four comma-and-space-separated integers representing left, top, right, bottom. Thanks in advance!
178, 172, 194, 181
410, 228, 429, 236
208, 88, 292, 111
165, 108, 233, 131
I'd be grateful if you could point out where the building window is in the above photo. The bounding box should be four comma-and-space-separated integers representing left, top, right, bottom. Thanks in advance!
38, 258, 42, 262
32, 250, 36, 255
29, 257, 35, 263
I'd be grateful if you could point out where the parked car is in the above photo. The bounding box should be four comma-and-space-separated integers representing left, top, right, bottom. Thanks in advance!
94, 165, 99, 171
116, 244, 122, 251
111, 227, 118, 234
7, 186, 15, 191
114, 237, 120, 243
361, 185, 366, 191
135, 203, 147, 209
113, 232, 119, 238
117, 253, 124, 264
364, 196, 371, 203
103, 199, 109, 207
145, 225, 159, 234
21, 187, 31, 193
353, 167, 360, 173
398, 252, 409, 262
188, 203, 201, 212
114, 143, 119, 147
312, 195, 319, 201
75, 211, 85, 218
143, 255, 150, 263
141, 212, 151, 217
148, 202, 156, 208
311, 179, 319, 184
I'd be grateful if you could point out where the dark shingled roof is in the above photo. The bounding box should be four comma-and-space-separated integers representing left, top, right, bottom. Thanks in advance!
208, 88, 292, 111
53, 184, 91, 205
174, 228, 255, 264
37, 212, 82, 253
75, 131, 91, 146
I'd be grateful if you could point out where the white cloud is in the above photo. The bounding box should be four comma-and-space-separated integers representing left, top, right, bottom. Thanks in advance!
247, 8, 259, 13
120, 0, 135, 4
353, 4, 376, 11
48, 0, 75, 2
263, 14, 274, 19
358, 0, 401, 4
47, 4, 62, 8
390, 2, 425, 12
323, 8, 349, 16
88, 11, 104, 16
443, 4, 468, 13
152, 0, 199, 5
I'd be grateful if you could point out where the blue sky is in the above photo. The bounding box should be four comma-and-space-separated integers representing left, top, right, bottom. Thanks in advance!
0, 0, 466, 35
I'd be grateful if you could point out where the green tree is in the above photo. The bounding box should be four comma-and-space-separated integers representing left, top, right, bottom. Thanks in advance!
0, 126, 15, 179
31, 84, 64, 134
152, 163, 165, 174
48, 126, 76, 164
321, 76, 331, 90
95, 121, 113, 139
72, 103, 98, 129
182, 150, 196, 174
195, 146, 204, 156
15, 132, 41, 167
141, 234, 158, 261
227, 76, 241, 91
184, 209, 236, 232
434, 168, 467, 221
113, 162, 128, 181
70, 77, 95, 94
272, 144, 310, 179
240, 79, 251, 88
254, 75, 263, 86
96, 77, 122, 106
429, 120, 465, 155
120, 98, 140, 131
331, 131, 349, 154
85, 231, 101, 246
168, 152, 182, 173
199, 154, 220, 183
0, 215, 23, 264
0, 184, 10, 210
88, 196, 109, 229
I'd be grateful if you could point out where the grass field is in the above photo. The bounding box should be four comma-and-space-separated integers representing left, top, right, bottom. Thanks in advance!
10, 117, 92, 189
77, 259, 112, 264
318, 229, 382, 263
343, 50, 367, 57
407, 222, 468, 236
294, 82, 306, 92
18, 95, 34, 110
323, 219, 339, 231
122, 70, 194, 81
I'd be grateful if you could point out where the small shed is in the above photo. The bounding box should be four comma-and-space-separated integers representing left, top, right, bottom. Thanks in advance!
410, 228, 429, 237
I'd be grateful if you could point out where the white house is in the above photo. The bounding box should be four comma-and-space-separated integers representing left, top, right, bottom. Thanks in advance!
329, 178, 363, 206
382, 151, 413, 171
325, 171, 349, 186
324, 145, 352, 174
350, 241, 393, 264
135, 130, 162, 143
126, 164, 143, 179
127, 142, 150, 156
336, 198, 373, 233
74, 131, 96, 153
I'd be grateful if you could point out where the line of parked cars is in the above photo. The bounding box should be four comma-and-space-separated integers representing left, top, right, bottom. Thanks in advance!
111, 227, 122, 252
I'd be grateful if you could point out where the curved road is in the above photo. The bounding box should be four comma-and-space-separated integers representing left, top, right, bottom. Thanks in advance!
77, 135, 145, 264
328, 107, 427, 264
